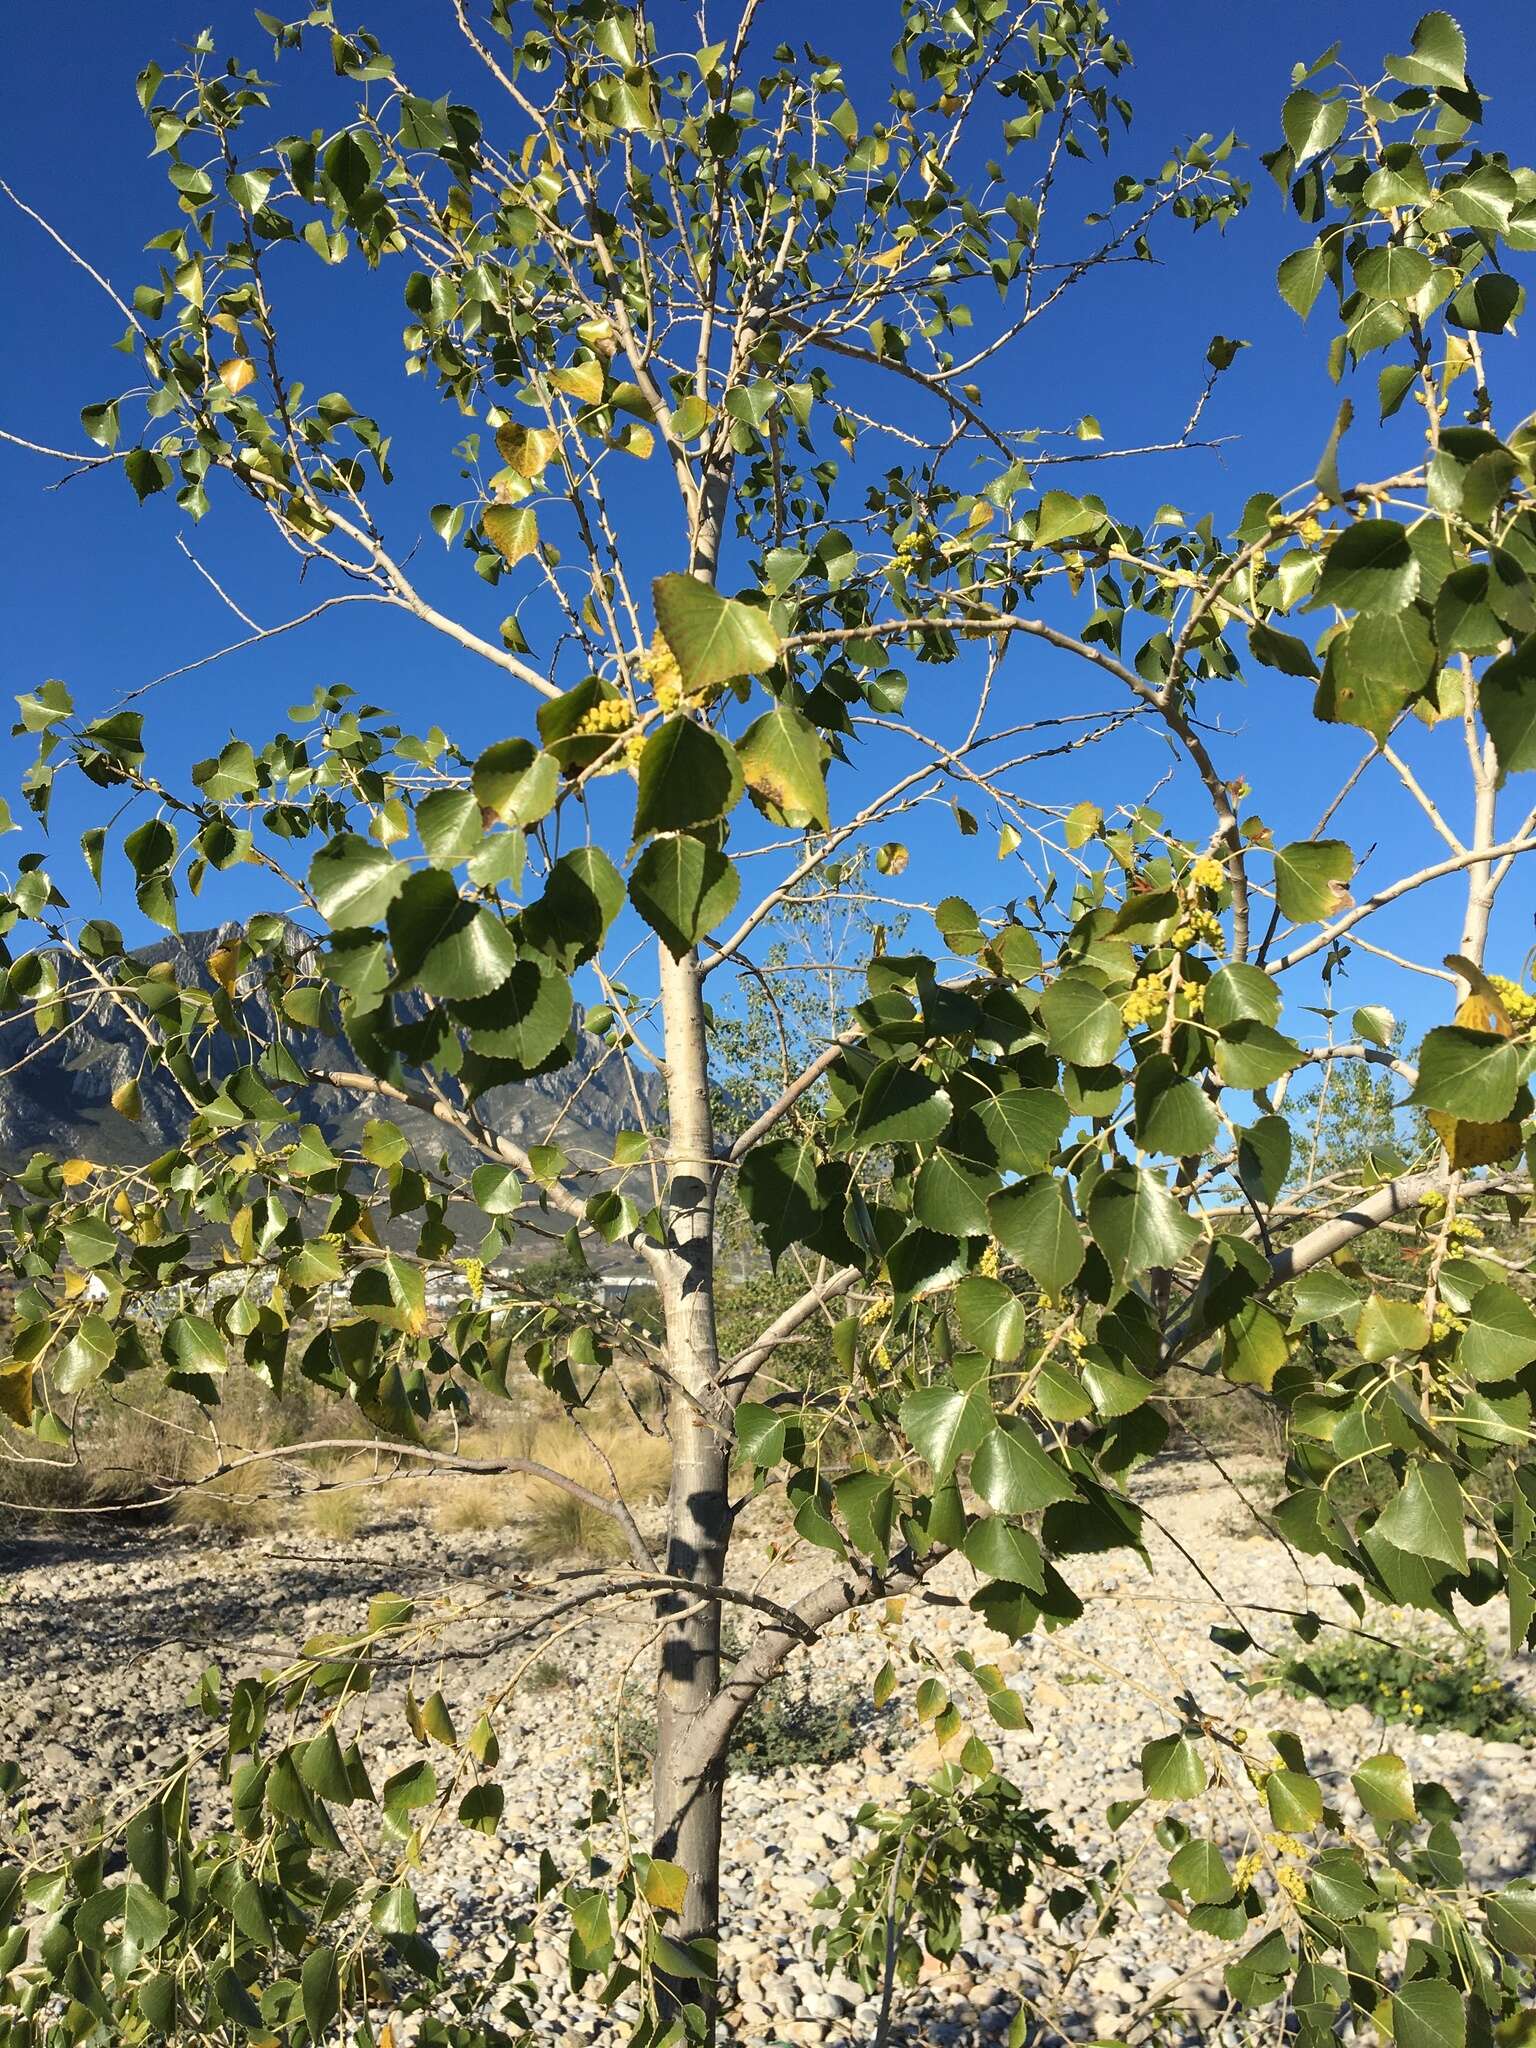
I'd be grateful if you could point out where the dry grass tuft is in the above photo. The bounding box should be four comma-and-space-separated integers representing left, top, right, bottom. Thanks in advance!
172, 1458, 282, 1536
303, 1484, 371, 1542
427, 1413, 669, 1558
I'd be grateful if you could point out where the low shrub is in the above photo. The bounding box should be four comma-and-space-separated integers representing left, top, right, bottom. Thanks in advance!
1270, 1628, 1536, 1745
597, 1659, 878, 1784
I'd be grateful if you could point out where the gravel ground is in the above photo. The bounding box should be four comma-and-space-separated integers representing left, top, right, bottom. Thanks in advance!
3, 1455, 1532, 2045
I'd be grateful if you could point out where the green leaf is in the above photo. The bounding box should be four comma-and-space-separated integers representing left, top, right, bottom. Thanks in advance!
1446, 274, 1523, 336
458, 956, 573, 1069
163, 1313, 226, 1375
1485, 1886, 1536, 1958
628, 835, 739, 957
1320, 607, 1436, 739
301, 1945, 341, 2040
1204, 962, 1282, 1030
1141, 1732, 1205, 1800
1216, 1020, 1302, 1087
1133, 1056, 1218, 1158
1387, 10, 1467, 89
1278, 240, 1337, 319
963, 1514, 1045, 1589
62, 1213, 118, 1269
1313, 520, 1418, 614
1273, 840, 1354, 922
1459, 1282, 1536, 1382
1409, 1026, 1519, 1121
971, 1418, 1075, 1514
737, 1137, 825, 1264
1355, 1292, 1430, 1362
310, 834, 403, 928
324, 128, 378, 202
1281, 88, 1346, 166
1038, 972, 1122, 1064
849, 1062, 951, 1147
633, 717, 744, 836
389, 872, 520, 999
954, 1276, 1029, 1362
1169, 1839, 1235, 1905
973, 1090, 1069, 1172
1480, 635, 1536, 775
736, 705, 828, 829
899, 1376, 993, 1482
1248, 622, 1318, 678
735, 1401, 786, 1468
652, 574, 782, 690
1352, 1751, 1416, 1827
1353, 244, 1432, 305
988, 1177, 1084, 1297
470, 1163, 522, 1216
1088, 1168, 1201, 1285
1391, 1980, 1465, 2048
913, 1151, 995, 1237
1375, 1462, 1467, 1572
415, 790, 483, 864
1237, 1115, 1292, 1206
472, 739, 559, 826
1266, 1769, 1323, 1834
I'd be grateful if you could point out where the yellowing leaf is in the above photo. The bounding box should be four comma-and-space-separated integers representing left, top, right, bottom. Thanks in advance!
638, 1858, 689, 1915
482, 505, 540, 568
1429, 982, 1522, 1167
494, 421, 557, 478
553, 358, 604, 405
111, 1077, 143, 1121
60, 1159, 97, 1187
219, 357, 256, 394
208, 944, 241, 997
0, 1360, 34, 1427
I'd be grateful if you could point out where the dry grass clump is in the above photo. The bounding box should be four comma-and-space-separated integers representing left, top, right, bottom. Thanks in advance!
172, 1457, 282, 1536
427, 1412, 670, 1559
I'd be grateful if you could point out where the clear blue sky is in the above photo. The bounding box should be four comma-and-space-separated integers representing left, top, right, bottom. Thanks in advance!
2, 2, 1534, 1052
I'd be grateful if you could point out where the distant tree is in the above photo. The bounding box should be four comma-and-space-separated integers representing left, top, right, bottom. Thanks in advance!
3, 7, 1536, 2047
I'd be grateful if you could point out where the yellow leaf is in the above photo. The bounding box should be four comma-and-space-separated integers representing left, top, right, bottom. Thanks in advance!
1431, 975, 1520, 1166
482, 504, 539, 568
494, 421, 557, 478
60, 1159, 97, 1186
0, 1361, 34, 1428
612, 422, 654, 459
639, 1858, 689, 1916
111, 1077, 142, 1121
113, 1190, 135, 1222
219, 358, 256, 394
552, 358, 604, 405
1428, 1110, 1523, 1170
208, 944, 241, 997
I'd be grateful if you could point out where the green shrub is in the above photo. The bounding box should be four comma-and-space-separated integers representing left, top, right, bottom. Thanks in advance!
1270, 1629, 1536, 1746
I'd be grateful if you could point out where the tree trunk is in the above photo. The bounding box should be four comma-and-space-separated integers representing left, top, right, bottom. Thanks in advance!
652, 941, 730, 2037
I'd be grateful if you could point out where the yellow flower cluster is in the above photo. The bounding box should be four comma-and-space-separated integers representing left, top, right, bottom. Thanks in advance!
573, 695, 632, 738
1171, 909, 1225, 952
1122, 967, 1207, 1030
456, 1255, 485, 1304
1121, 970, 1170, 1029
1488, 973, 1536, 1027
977, 1243, 1000, 1279
1190, 855, 1226, 893
638, 628, 684, 711
1232, 1832, 1307, 1902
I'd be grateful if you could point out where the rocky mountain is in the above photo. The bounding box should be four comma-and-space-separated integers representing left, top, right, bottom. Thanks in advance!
0, 926, 661, 1197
